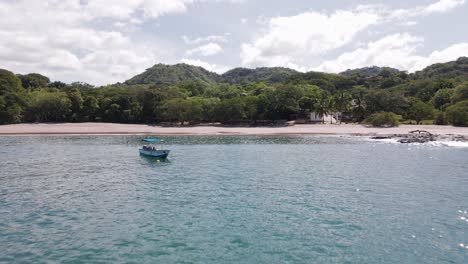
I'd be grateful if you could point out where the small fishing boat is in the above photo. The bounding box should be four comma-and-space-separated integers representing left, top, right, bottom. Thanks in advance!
139, 138, 170, 158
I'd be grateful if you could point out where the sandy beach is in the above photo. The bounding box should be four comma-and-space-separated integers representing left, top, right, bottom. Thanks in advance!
0, 122, 467, 136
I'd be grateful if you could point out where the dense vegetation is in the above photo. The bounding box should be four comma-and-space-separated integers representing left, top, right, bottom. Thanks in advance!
219, 67, 299, 85
125, 63, 218, 86
363, 112, 401, 127
340, 66, 402, 78
1, 57, 468, 126
125, 64, 298, 86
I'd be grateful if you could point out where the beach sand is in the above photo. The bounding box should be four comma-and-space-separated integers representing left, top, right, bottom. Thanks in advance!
0, 122, 467, 136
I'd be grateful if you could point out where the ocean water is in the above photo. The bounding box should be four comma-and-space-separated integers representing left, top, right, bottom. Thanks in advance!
0, 135, 467, 263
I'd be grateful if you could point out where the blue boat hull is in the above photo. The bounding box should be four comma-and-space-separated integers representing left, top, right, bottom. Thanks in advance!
139, 149, 170, 159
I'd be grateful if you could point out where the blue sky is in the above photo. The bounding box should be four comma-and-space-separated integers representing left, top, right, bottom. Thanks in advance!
0, 0, 467, 85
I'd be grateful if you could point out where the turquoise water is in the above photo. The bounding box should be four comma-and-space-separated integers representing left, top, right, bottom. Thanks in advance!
0, 136, 467, 263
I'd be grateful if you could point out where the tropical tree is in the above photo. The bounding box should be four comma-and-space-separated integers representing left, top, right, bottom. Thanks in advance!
105, 103, 122, 122
161, 98, 203, 124
25, 90, 72, 122
67, 88, 84, 120
0, 95, 23, 124
452, 82, 468, 102
215, 97, 246, 122
298, 96, 316, 113
242, 96, 260, 123
0, 69, 22, 95
179, 81, 210, 96
364, 90, 408, 116
431, 89, 454, 110
364, 112, 400, 127
122, 101, 143, 123
198, 97, 220, 122
82, 96, 100, 121
334, 91, 352, 123
405, 99, 435, 124
350, 86, 368, 122
446, 100, 468, 126
314, 96, 335, 123
18, 73, 50, 89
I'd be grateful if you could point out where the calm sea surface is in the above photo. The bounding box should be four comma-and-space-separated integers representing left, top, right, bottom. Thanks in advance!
0, 136, 467, 263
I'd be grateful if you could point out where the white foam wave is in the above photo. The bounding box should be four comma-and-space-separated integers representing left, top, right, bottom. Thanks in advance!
422, 141, 468, 148
436, 141, 468, 148
367, 137, 468, 148
364, 137, 399, 144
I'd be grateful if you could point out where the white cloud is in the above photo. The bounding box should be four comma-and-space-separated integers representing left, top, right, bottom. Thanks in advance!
114, 18, 144, 29
182, 34, 229, 45
0, 0, 249, 84
400, 21, 419, 26
80, 0, 247, 21
313, 34, 424, 73
413, 42, 468, 71
139, 0, 195, 18
1, 0, 466, 84
312, 33, 468, 73
388, 0, 465, 20
0, 0, 245, 84
181, 58, 229, 73
0, 0, 186, 85
240, 0, 466, 69
255, 15, 269, 25
240, 9, 380, 68
186, 43, 223, 56
424, 0, 465, 14
82, 0, 195, 20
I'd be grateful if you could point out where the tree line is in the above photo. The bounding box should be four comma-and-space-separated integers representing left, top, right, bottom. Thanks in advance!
1, 66, 467, 126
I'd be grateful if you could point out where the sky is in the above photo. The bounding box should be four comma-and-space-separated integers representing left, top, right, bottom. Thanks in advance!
0, 0, 467, 85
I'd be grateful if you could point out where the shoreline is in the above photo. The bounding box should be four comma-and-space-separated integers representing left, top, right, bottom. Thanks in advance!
0, 122, 467, 137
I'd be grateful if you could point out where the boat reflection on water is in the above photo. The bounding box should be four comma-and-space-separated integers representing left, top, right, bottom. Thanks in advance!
140, 154, 171, 165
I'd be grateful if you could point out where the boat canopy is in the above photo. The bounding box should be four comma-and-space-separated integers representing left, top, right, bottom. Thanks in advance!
142, 138, 163, 143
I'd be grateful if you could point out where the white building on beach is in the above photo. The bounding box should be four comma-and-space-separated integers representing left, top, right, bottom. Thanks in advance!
310, 112, 338, 124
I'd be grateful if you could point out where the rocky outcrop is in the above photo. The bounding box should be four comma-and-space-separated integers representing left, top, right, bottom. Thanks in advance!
371, 130, 468, 144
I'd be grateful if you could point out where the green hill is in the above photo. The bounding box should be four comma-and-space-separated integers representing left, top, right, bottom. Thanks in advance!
413, 57, 468, 80
219, 67, 299, 85
124, 64, 299, 86
340, 66, 402, 77
125, 63, 219, 86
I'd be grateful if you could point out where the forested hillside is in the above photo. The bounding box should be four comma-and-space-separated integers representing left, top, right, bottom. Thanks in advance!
1, 58, 468, 126
413, 57, 468, 80
124, 64, 299, 86
219, 67, 298, 85
124, 63, 219, 86
340, 66, 402, 78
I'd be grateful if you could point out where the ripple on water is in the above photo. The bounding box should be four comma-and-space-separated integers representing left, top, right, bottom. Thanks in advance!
0, 135, 467, 263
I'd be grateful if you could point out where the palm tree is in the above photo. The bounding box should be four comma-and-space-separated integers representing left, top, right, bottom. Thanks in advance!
334, 92, 351, 124
314, 96, 335, 123
326, 96, 337, 124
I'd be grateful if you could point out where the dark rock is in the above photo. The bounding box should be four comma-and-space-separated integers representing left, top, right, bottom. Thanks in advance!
398, 138, 432, 144
371, 136, 391, 139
